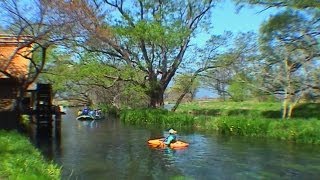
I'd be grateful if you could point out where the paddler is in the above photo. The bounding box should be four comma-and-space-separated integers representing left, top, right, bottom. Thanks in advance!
163, 129, 177, 145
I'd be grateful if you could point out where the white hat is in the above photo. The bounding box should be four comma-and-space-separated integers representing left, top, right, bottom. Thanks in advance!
169, 129, 177, 134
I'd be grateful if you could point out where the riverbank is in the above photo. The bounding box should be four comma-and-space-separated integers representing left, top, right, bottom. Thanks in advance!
0, 130, 61, 179
120, 101, 320, 144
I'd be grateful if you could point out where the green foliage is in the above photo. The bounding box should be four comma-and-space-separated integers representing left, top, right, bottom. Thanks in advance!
170, 73, 201, 100
215, 116, 271, 136
122, 88, 149, 108
226, 71, 255, 102
291, 0, 320, 9
228, 79, 251, 102
20, 115, 30, 125
259, 10, 306, 44
120, 108, 195, 128
38, 48, 74, 93
0, 130, 61, 179
267, 119, 320, 144
234, 0, 320, 9
214, 116, 320, 144
114, 20, 190, 48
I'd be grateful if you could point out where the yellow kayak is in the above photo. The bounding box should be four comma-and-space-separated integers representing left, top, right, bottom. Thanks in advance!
147, 138, 189, 149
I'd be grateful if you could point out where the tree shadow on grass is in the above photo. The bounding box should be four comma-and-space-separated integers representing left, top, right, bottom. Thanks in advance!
261, 110, 282, 118
226, 109, 250, 116
261, 103, 320, 119
189, 109, 251, 116
292, 103, 320, 119
189, 109, 221, 116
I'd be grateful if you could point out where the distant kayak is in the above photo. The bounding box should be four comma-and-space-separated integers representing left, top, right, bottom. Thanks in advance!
147, 138, 189, 149
76, 114, 104, 121
76, 115, 95, 121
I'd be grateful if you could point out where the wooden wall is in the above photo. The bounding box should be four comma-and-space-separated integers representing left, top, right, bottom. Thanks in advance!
0, 34, 32, 79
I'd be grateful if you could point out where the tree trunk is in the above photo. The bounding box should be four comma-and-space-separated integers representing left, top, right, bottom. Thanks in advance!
287, 103, 295, 119
14, 84, 25, 114
288, 96, 302, 119
149, 86, 164, 108
171, 92, 188, 112
282, 93, 289, 119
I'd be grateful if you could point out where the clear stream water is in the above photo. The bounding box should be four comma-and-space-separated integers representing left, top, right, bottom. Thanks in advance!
30, 108, 320, 180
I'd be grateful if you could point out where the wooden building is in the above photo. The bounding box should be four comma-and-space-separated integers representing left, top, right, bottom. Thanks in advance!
0, 34, 62, 130
0, 34, 33, 111
0, 34, 32, 78
0, 34, 34, 129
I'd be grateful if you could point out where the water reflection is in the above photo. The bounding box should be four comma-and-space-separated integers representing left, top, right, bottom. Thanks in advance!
78, 120, 100, 129
27, 115, 62, 161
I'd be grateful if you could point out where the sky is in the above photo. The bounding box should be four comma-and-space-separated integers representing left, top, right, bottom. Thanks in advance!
195, 0, 279, 44
212, 0, 277, 34
195, 0, 279, 99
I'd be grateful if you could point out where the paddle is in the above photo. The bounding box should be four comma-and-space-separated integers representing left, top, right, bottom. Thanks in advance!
157, 138, 169, 148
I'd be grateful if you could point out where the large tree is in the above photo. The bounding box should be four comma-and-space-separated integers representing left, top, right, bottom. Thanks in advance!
201, 32, 260, 101
258, 10, 320, 118
49, 0, 217, 108
233, 0, 320, 118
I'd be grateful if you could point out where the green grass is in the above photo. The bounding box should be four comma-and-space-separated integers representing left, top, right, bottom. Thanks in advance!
0, 130, 61, 180
176, 101, 281, 117
177, 101, 320, 119
120, 108, 194, 128
120, 100, 320, 144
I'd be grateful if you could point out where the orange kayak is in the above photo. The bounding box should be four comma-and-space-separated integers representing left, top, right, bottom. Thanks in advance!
147, 138, 189, 149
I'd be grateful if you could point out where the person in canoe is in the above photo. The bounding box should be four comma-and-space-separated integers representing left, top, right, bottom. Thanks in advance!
77, 109, 82, 116
82, 105, 90, 115
163, 129, 177, 145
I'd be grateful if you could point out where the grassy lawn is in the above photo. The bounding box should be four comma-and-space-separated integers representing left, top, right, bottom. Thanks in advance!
177, 100, 281, 111
176, 100, 320, 119
0, 130, 60, 180
176, 101, 281, 117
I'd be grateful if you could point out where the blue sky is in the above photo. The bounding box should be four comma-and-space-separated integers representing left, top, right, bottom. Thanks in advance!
212, 0, 277, 34
195, 0, 279, 44
195, 0, 278, 99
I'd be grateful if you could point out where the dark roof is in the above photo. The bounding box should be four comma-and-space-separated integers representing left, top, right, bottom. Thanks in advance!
0, 34, 33, 45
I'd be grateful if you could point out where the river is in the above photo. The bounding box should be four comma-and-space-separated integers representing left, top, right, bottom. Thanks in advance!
30, 108, 320, 179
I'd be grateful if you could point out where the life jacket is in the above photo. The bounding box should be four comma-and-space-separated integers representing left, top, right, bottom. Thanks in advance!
164, 134, 177, 145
